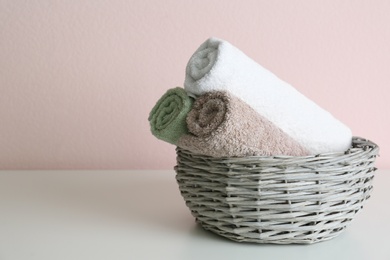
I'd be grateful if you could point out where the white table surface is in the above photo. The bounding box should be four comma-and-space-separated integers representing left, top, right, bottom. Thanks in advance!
0, 169, 389, 260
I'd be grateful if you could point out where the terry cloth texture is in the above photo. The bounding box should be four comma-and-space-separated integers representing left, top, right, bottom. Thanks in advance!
177, 91, 310, 157
184, 37, 352, 154
148, 87, 193, 145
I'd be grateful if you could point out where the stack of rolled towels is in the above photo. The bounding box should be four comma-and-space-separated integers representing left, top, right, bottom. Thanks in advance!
149, 37, 352, 157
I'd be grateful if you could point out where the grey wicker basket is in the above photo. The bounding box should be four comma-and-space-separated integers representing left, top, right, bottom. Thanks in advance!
174, 137, 379, 244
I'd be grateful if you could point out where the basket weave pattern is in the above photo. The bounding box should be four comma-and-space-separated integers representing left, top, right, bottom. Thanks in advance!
175, 137, 379, 244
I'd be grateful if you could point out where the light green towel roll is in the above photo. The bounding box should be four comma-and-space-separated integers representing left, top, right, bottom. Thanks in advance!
148, 87, 193, 145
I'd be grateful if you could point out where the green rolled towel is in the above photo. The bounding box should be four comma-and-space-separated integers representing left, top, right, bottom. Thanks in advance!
148, 87, 194, 145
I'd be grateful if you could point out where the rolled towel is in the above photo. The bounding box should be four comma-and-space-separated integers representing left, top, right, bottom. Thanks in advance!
184, 37, 352, 154
148, 87, 193, 145
177, 91, 310, 157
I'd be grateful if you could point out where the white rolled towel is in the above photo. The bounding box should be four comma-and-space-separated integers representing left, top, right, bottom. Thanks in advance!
184, 37, 352, 154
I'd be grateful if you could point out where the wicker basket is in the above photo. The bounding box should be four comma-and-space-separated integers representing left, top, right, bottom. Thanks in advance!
174, 137, 379, 244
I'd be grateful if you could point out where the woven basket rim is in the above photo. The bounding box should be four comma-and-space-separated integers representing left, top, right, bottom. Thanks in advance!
175, 136, 379, 163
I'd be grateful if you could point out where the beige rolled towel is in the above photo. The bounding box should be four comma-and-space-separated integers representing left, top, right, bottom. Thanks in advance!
177, 91, 310, 157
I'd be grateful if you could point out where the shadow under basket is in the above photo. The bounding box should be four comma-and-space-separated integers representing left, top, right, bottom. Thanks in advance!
174, 137, 379, 244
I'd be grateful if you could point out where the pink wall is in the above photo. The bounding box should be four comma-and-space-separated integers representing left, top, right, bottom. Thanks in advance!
1, 0, 389, 170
